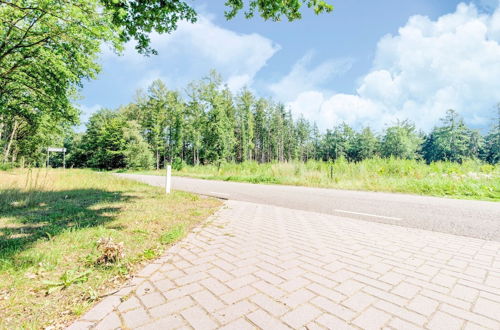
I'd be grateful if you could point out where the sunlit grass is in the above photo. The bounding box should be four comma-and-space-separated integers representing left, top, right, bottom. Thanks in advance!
0, 169, 221, 329
132, 158, 500, 201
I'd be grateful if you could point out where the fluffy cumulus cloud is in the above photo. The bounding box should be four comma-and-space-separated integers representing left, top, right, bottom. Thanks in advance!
282, 3, 500, 131
103, 15, 280, 91
269, 52, 353, 102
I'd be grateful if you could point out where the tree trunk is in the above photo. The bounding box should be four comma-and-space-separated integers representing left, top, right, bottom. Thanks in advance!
3, 119, 18, 163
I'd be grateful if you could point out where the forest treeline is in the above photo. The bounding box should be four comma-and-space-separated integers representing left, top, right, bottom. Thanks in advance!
2, 71, 499, 169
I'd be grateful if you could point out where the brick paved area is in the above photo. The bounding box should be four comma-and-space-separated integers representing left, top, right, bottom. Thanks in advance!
69, 201, 500, 329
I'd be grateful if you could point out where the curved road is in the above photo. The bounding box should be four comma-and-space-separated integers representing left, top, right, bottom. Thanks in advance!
116, 174, 500, 241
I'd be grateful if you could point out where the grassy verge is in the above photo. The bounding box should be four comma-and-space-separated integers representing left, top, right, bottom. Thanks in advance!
0, 169, 221, 329
129, 158, 500, 201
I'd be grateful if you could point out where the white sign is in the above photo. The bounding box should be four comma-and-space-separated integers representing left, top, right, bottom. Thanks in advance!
47, 147, 66, 152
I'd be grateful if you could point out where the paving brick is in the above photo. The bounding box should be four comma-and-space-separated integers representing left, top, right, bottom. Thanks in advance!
281, 304, 322, 328
450, 284, 479, 302
81, 296, 122, 321
279, 277, 311, 292
122, 308, 151, 328
280, 288, 315, 308
181, 306, 218, 330
136, 315, 185, 330
191, 289, 225, 312
389, 317, 422, 330
118, 296, 141, 312
473, 297, 500, 320
94, 312, 121, 330
407, 295, 439, 317
247, 310, 291, 330
307, 283, 345, 303
219, 318, 256, 330
421, 289, 472, 310
251, 280, 286, 299
363, 286, 407, 306
250, 293, 289, 316
432, 273, 457, 288
214, 300, 257, 324
374, 300, 427, 326
442, 304, 500, 329
392, 282, 420, 299
149, 296, 194, 318
316, 314, 355, 330
427, 311, 464, 330
220, 285, 257, 304
139, 291, 165, 308
335, 279, 365, 296
352, 307, 391, 330
342, 291, 376, 312
226, 274, 258, 290
311, 296, 356, 321
379, 271, 406, 285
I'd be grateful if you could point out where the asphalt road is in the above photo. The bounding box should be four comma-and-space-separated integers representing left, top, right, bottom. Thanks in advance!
116, 174, 500, 241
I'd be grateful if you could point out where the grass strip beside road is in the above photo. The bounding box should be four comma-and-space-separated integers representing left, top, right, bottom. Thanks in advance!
129, 159, 500, 201
0, 169, 221, 329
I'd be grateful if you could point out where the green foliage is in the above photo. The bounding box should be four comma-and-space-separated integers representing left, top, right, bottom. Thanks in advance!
482, 105, 500, 164
423, 110, 483, 163
1, 1, 332, 167
123, 121, 154, 170
159, 224, 186, 244
380, 120, 422, 159
156, 158, 499, 201
224, 0, 334, 21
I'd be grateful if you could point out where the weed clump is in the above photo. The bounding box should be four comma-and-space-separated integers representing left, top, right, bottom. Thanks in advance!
95, 237, 124, 265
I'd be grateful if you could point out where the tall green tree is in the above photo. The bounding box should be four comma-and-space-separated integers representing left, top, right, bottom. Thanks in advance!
234, 89, 255, 162
482, 105, 500, 164
380, 120, 421, 159
423, 110, 480, 163
349, 127, 379, 162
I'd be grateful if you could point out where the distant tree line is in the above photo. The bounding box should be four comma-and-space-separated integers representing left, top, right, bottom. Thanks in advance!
2, 71, 499, 169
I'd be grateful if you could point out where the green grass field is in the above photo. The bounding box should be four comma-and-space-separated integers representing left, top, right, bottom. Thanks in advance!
131, 158, 500, 201
0, 169, 221, 329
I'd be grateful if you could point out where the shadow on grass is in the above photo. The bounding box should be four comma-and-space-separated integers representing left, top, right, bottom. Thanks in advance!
0, 188, 133, 270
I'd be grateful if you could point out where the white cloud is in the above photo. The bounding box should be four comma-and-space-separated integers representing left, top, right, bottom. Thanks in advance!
283, 3, 500, 131
269, 52, 353, 101
103, 15, 280, 92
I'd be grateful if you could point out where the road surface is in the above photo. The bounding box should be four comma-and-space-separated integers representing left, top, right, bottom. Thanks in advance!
115, 174, 500, 241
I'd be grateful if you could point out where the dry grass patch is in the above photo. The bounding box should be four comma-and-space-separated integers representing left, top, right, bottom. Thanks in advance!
0, 169, 221, 329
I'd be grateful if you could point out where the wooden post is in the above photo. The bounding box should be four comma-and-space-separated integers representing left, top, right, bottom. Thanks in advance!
165, 165, 171, 194
63, 149, 66, 169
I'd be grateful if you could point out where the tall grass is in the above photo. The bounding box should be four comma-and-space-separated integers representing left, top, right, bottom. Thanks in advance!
135, 158, 500, 201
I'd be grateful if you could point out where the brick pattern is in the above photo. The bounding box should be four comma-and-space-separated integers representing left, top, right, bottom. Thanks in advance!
69, 200, 500, 329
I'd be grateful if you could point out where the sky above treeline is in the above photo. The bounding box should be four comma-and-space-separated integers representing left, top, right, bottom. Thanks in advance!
80, 0, 500, 132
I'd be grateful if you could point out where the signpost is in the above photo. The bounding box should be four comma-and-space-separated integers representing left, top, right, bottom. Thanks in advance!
46, 147, 67, 168
165, 165, 171, 194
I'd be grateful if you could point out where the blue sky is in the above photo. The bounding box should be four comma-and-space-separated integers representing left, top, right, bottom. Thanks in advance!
80, 0, 500, 132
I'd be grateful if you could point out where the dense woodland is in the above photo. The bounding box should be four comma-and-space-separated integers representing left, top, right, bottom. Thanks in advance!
3, 71, 497, 170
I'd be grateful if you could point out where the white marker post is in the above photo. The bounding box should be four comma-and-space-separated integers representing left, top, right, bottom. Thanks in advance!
165, 165, 171, 194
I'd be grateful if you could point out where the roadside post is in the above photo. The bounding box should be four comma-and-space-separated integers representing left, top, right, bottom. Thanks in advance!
46, 147, 66, 168
165, 165, 171, 194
